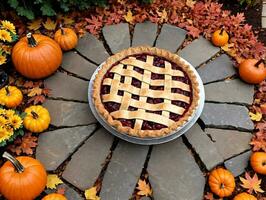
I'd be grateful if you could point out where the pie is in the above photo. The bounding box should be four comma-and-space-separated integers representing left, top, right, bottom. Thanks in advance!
93, 46, 200, 137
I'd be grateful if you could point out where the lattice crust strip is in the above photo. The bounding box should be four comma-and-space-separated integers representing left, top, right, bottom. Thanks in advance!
102, 56, 192, 128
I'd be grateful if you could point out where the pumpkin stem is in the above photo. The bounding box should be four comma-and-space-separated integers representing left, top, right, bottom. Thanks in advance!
5, 86, 10, 96
2, 152, 24, 173
220, 28, 224, 35
26, 32, 37, 47
60, 24, 65, 35
220, 183, 225, 189
31, 111, 39, 119
255, 59, 265, 67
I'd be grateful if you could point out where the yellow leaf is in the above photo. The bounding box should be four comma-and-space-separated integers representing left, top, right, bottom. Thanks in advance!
27, 19, 42, 31
157, 9, 168, 23
61, 16, 74, 25
186, 0, 196, 8
84, 187, 101, 200
43, 18, 57, 31
249, 111, 262, 122
124, 10, 134, 24
46, 174, 63, 189
136, 179, 152, 197
27, 87, 43, 97
240, 173, 264, 194
221, 43, 234, 52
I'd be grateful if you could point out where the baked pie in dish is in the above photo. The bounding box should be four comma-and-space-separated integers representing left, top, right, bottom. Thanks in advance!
93, 46, 200, 137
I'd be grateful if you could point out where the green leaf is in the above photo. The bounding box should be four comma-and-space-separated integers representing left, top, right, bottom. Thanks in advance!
40, 3, 56, 16
20, 112, 27, 119
16, 6, 35, 20
7, 0, 19, 8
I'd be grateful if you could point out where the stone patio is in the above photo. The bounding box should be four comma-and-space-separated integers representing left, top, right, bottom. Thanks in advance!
39, 22, 254, 199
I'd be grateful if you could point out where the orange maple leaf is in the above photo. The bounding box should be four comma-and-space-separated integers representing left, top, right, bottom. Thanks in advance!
27, 87, 43, 97
240, 172, 264, 194
136, 179, 152, 197
43, 18, 57, 30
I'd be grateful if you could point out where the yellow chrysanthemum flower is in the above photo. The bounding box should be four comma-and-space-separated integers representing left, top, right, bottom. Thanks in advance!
1, 20, 16, 34
0, 30, 12, 42
0, 55, 6, 65
8, 114, 22, 130
0, 116, 7, 127
0, 127, 12, 143
0, 109, 6, 115
5, 109, 15, 118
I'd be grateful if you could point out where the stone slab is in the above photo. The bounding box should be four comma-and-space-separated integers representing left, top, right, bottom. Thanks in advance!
197, 54, 236, 84
100, 141, 149, 200
185, 124, 223, 170
262, 4, 266, 16
156, 24, 186, 52
43, 99, 96, 127
76, 33, 109, 64
206, 128, 252, 160
178, 36, 220, 67
103, 23, 130, 54
61, 51, 98, 80
225, 151, 252, 177
262, 17, 266, 28
200, 103, 254, 131
45, 183, 83, 200
148, 138, 205, 200
205, 79, 254, 104
36, 125, 96, 171
44, 72, 88, 102
62, 128, 113, 190
132, 22, 157, 47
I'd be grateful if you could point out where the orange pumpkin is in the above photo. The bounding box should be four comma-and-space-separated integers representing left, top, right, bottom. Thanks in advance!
12, 33, 62, 79
0, 86, 23, 108
239, 59, 266, 84
0, 152, 47, 200
42, 193, 67, 200
208, 168, 235, 198
233, 192, 257, 200
212, 29, 229, 47
250, 152, 266, 175
54, 26, 78, 51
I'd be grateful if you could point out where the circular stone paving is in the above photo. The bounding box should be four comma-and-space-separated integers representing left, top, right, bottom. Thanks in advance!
37, 22, 254, 200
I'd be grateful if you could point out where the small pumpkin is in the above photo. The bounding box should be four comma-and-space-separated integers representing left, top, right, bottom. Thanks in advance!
54, 25, 78, 51
42, 193, 67, 200
208, 168, 235, 198
233, 192, 257, 200
239, 59, 266, 84
12, 33, 62, 79
0, 86, 23, 108
212, 29, 229, 47
0, 152, 47, 200
250, 152, 266, 175
24, 105, 51, 133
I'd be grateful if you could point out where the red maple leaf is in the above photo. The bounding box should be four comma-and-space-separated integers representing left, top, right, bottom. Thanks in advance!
186, 25, 201, 38
27, 95, 46, 105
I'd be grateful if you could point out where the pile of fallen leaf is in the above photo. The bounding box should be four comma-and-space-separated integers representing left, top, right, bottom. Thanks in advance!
0, 0, 266, 199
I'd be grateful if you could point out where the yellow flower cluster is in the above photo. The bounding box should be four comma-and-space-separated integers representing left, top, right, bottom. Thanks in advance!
0, 20, 17, 65
0, 108, 23, 144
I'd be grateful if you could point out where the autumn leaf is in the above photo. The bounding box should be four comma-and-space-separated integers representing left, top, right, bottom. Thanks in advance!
43, 18, 57, 31
61, 16, 74, 25
157, 9, 168, 23
27, 95, 46, 105
7, 132, 38, 155
124, 10, 134, 24
27, 87, 43, 97
84, 187, 100, 200
186, 25, 201, 38
240, 172, 264, 194
46, 174, 64, 189
250, 138, 266, 152
57, 186, 66, 195
249, 111, 262, 122
204, 192, 217, 200
136, 179, 152, 197
27, 19, 42, 31
23, 81, 34, 89
186, 0, 196, 8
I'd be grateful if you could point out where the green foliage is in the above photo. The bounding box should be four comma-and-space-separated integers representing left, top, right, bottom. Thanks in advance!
238, 0, 259, 6
3, 0, 108, 20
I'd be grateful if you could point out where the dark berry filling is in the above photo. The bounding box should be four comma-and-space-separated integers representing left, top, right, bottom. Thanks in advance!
100, 53, 193, 131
